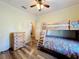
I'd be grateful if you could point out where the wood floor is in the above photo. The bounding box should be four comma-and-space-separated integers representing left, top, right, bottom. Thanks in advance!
0, 47, 57, 59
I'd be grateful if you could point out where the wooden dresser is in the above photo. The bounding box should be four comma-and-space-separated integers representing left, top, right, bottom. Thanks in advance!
10, 32, 26, 50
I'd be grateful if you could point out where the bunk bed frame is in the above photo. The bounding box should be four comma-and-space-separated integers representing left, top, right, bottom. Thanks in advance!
38, 20, 79, 59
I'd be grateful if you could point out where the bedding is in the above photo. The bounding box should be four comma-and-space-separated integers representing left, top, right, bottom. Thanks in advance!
43, 37, 79, 56
71, 21, 79, 29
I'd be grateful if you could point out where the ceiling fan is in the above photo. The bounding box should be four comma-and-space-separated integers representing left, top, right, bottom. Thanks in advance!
30, 0, 50, 11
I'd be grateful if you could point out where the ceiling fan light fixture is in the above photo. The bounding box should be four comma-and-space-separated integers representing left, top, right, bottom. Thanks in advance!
37, 4, 44, 9
41, 4, 44, 8
37, 4, 40, 9
30, 0, 50, 11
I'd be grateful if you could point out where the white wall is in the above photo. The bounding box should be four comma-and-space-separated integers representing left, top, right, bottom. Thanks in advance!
0, 1, 35, 52
39, 4, 79, 23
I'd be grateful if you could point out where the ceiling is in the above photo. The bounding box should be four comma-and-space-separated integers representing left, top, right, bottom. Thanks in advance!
0, 0, 79, 16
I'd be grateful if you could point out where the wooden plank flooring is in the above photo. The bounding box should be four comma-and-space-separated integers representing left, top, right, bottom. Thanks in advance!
0, 47, 57, 59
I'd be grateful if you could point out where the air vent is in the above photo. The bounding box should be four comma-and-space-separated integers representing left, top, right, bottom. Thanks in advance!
21, 6, 27, 9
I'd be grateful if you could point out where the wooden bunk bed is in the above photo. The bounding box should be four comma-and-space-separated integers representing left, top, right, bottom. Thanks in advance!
37, 20, 79, 59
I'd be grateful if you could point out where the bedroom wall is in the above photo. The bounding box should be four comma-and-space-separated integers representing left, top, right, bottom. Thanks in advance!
0, 1, 35, 52
39, 4, 79, 23
36, 4, 79, 40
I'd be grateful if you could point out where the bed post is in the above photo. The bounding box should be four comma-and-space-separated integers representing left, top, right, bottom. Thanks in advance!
68, 19, 71, 30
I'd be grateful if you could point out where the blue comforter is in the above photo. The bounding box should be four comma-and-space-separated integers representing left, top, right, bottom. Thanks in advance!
43, 37, 79, 55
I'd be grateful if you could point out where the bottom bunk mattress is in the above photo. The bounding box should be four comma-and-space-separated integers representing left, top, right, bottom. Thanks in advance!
43, 37, 79, 57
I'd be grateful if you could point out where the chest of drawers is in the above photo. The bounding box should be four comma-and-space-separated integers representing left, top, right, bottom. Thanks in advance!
10, 32, 26, 50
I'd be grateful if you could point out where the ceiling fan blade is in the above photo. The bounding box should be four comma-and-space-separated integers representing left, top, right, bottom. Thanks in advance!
44, 4, 50, 8
35, 0, 42, 2
30, 5, 36, 8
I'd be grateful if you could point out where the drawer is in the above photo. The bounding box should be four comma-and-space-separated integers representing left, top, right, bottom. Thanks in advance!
14, 43, 24, 50
14, 40, 25, 44
14, 34, 25, 39
14, 33, 25, 37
